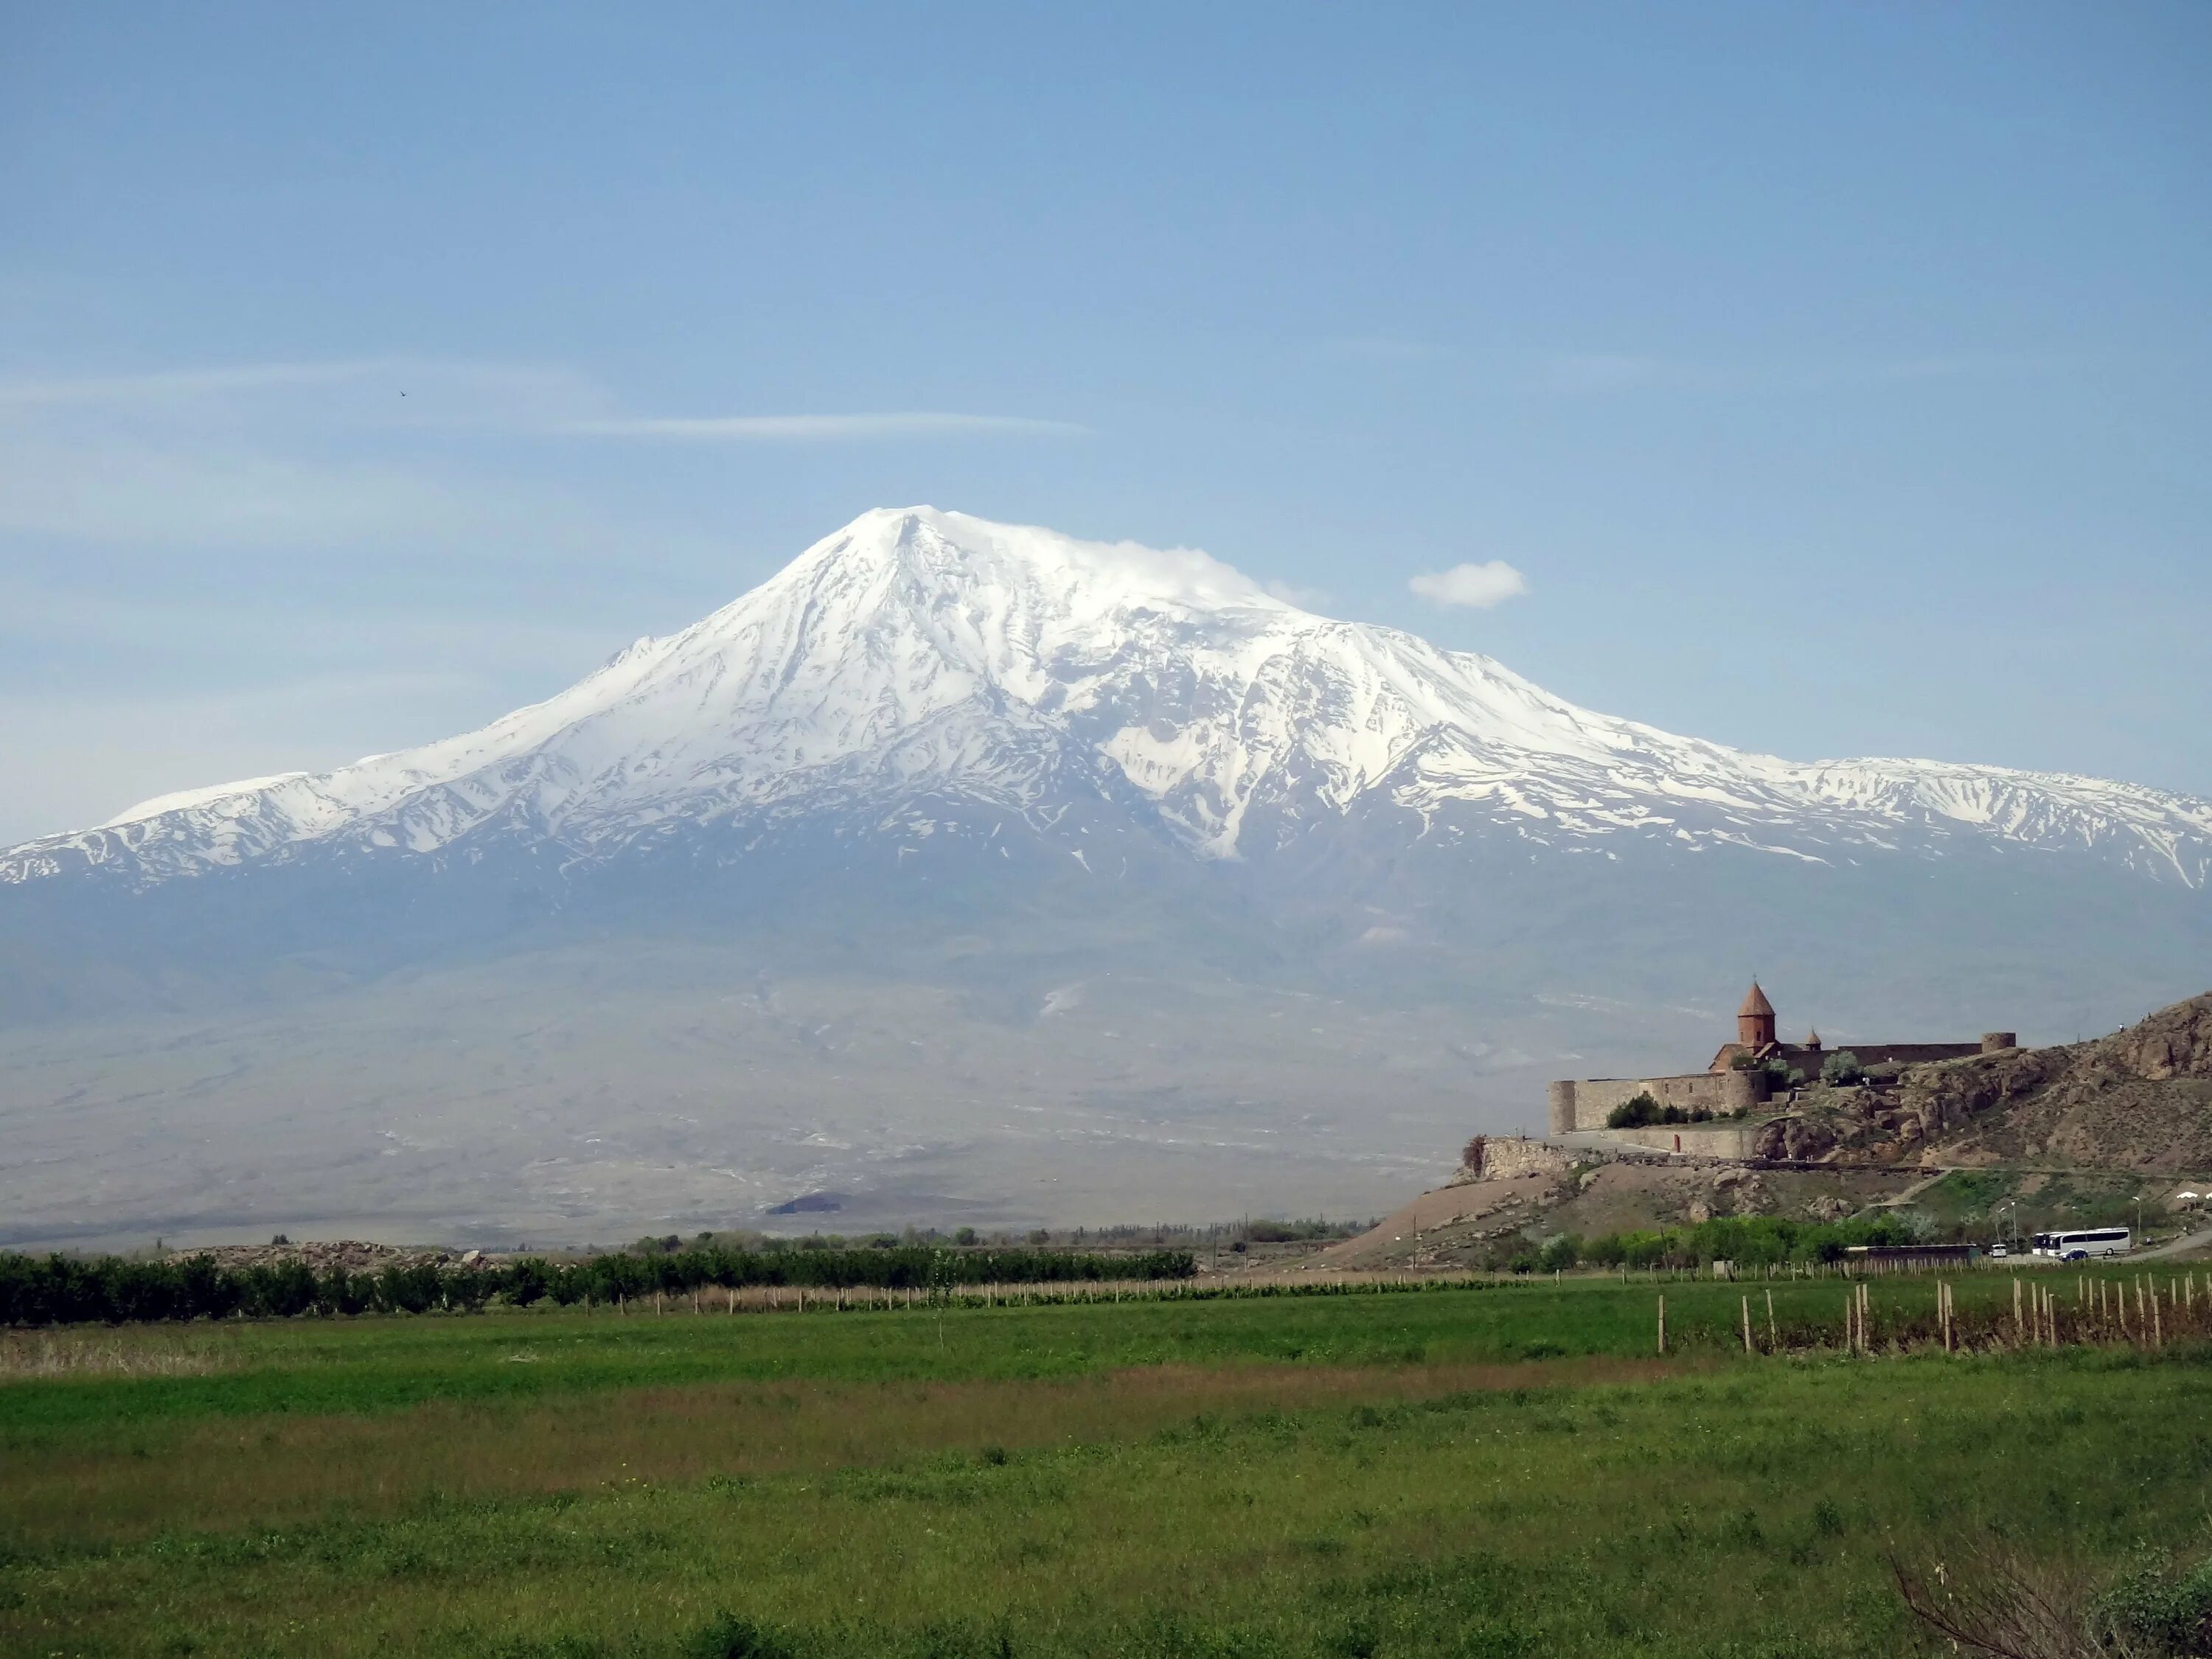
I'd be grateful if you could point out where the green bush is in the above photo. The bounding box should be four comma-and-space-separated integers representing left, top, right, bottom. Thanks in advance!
1819, 1050, 1865, 1087
1609, 1093, 1700, 1127
1605, 1092, 1663, 1128
2093, 1551, 2212, 1654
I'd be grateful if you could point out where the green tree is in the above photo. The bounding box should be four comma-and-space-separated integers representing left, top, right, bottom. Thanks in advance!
1820, 1049, 1865, 1087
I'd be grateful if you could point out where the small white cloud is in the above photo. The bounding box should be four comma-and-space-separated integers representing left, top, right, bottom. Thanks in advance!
1408, 560, 1528, 609
563, 412, 1087, 441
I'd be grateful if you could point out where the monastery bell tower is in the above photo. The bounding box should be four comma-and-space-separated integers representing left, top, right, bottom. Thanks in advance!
1737, 982, 1776, 1052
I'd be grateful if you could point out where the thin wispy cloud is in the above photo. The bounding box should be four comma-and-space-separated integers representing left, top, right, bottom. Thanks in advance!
0, 360, 1088, 441
0, 358, 596, 418
0, 358, 1088, 557
565, 412, 1089, 441
0, 361, 386, 409
0, 437, 613, 556
1409, 560, 1528, 609
1540, 349, 2090, 396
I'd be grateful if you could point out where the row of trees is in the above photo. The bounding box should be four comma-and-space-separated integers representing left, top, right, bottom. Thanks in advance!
0, 1243, 1197, 1329
1509, 1211, 1921, 1274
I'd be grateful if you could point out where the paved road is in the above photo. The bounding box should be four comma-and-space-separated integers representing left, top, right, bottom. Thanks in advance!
2137, 1225, 2212, 1261
1866, 1170, 1954, 1209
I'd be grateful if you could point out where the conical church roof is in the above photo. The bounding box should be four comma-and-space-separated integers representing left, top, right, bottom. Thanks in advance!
1739, 982, 1775, 1018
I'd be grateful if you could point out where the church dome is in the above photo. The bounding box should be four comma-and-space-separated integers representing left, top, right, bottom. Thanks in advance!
1739, 983, 1775, 1019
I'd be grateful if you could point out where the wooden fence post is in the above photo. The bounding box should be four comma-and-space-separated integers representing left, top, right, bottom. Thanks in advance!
1742, 1295, 1753, 1355
1658, 1295, 1666, 1355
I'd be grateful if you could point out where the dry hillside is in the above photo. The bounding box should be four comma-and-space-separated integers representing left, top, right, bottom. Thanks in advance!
1903, 990, 2212, 1170
1304, 1141, 1923, 1273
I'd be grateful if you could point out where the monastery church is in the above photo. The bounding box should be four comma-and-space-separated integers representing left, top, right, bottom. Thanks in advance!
1546, 983, 2017, 1135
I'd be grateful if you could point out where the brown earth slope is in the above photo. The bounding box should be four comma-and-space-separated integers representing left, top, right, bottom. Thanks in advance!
1905, 990, 2212, 1171
1304, 1141, 1924, 1272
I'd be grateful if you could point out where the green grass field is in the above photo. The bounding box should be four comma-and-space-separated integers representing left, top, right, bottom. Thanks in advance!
4, 1274, 2208, 1658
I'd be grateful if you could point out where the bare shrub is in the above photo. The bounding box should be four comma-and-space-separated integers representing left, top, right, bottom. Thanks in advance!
1890, 1545, 2146, 1659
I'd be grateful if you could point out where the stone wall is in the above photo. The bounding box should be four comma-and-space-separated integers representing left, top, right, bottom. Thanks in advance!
1447, 1135, 1576, 1186
1603, 1121, 1765, 1158
1547, 1068, 1769, 1133
1832, 1042, 1986, 1068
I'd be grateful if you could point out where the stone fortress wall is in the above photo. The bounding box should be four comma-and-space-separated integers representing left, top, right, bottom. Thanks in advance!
1547, 1069, 1768, 1135
1545, 982, 2019, 1138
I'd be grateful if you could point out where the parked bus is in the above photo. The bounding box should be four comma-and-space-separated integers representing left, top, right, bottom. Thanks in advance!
2031, 1227, 2131, 1260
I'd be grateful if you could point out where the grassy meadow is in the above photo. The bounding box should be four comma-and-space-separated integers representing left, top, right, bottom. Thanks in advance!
4, 1274, 2209, 1658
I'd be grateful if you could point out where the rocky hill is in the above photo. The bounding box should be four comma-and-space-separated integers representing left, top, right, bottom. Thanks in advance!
1314, 995, 2212, 1270
1900, 991, 2212, 1171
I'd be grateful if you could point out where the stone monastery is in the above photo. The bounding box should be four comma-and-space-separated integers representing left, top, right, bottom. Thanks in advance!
1546, 983, 2017, 1135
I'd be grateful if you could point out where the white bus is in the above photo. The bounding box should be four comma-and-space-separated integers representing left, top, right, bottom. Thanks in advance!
2031, 1227, 2131, 1260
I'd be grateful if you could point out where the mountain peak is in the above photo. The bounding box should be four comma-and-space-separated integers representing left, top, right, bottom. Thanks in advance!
790, 505, 1289, 619
5, 507, 2210, 891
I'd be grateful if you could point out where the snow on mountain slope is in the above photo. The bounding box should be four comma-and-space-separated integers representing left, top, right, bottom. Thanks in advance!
7, 506, 2210, 890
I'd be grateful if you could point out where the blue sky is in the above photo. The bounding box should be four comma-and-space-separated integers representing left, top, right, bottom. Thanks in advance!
2, 2, 2207, 843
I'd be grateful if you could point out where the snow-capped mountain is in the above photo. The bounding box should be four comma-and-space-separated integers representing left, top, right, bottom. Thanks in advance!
7, 506, 2210, 894
4, 507, 2207, 1247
